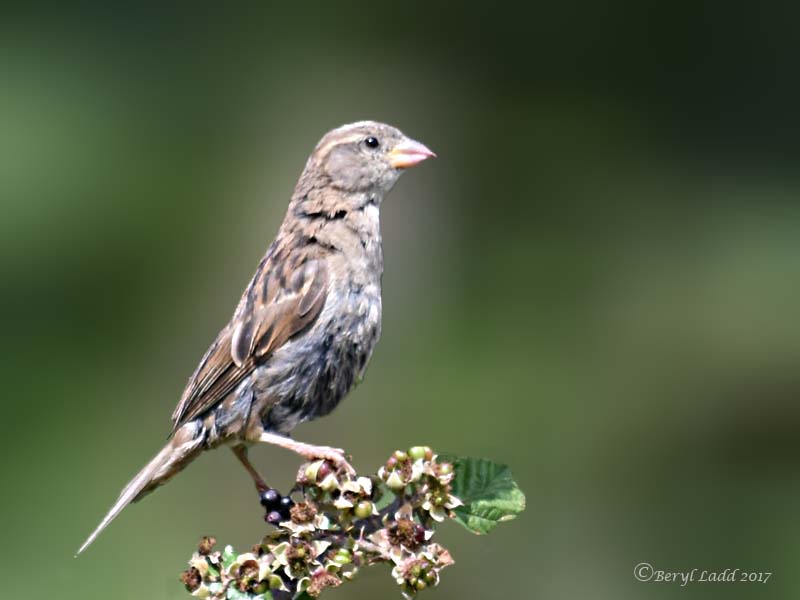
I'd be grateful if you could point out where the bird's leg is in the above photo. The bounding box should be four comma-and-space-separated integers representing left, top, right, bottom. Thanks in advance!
231, 444, 269, 494
257, 432, 356, 476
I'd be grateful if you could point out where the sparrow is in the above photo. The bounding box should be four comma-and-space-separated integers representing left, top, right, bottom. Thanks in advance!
77, 121, 435, 555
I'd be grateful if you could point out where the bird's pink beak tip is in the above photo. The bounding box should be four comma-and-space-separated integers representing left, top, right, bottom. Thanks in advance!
389, 139, 436, 169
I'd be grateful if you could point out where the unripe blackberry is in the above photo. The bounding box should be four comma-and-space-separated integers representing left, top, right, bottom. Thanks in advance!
333, 548, 352, 565
252, 582, 267, 594
408, 446, 431, 461
354, 500, 373, 519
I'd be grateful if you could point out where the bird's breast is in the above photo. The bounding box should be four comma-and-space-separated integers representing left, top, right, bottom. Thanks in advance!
251, 274, 382, 434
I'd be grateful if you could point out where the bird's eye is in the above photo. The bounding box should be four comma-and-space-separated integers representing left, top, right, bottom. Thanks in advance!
364, 136, 380, 149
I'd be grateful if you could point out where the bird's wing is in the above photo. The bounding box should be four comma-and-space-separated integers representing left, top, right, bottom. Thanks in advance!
170, 249, 329, 431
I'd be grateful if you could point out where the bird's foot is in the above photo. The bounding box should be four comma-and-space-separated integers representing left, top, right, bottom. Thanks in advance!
303, 445, 356, 476
257, 432, 356, 476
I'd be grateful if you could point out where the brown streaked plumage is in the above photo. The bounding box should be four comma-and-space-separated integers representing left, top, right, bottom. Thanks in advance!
77, 121, 435, 555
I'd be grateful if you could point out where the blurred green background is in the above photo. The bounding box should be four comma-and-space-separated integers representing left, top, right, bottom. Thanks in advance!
2, 2, 800, 599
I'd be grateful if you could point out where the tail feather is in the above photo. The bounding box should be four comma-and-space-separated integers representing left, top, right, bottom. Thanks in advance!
76, 424, 204, 556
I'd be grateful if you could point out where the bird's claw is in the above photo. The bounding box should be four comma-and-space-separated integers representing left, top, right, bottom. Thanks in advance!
308, 446, 356, 476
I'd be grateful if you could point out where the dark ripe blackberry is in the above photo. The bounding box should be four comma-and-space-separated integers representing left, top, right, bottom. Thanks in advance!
279, 495, 294, 516
265, 510, 283, 524
414, 525, 426, 544
260, 488, 280, 508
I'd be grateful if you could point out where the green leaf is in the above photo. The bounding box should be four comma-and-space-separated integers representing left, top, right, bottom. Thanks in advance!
374, 482, 395, 512
221, 545, 237, 571
441, 456, 526, 534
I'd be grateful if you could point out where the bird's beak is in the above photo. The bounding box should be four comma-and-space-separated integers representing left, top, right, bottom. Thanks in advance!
389, 138, 437, 169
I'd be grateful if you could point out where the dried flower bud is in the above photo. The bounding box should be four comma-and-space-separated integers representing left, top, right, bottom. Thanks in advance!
180, 567, 202, 592
197, 536, 216, 556
290, 501, 318, 524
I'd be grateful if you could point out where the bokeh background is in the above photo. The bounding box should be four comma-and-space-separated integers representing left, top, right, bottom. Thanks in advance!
2, 3, 799, 599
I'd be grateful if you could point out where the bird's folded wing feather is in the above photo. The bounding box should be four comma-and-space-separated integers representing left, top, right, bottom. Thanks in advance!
170, 251, 329, 431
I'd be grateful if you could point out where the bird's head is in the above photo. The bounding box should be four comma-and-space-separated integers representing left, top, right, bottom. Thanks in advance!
306, 121, 435, 196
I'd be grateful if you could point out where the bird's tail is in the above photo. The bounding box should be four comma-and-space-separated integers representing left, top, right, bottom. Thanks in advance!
76, 422, 205, 556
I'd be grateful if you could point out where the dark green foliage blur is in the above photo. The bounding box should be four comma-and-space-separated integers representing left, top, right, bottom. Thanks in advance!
2, 3, 799, 599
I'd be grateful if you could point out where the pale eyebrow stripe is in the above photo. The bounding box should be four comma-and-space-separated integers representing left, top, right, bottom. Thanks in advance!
316, 133, 366, 157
